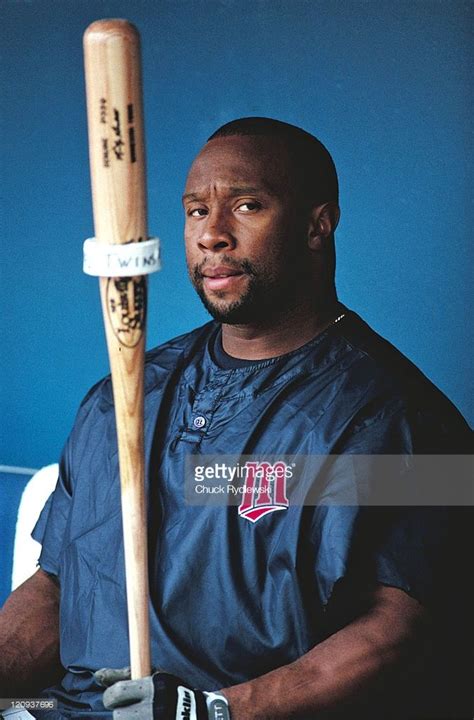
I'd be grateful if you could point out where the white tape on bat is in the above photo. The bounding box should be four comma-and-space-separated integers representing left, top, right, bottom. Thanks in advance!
83, 237, 161, 277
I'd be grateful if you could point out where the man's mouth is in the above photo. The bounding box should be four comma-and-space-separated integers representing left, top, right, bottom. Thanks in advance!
201, 265, 246, 292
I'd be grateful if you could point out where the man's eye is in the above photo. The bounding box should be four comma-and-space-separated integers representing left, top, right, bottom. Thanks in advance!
237, 201, 261, 213
189, 207, 208, 217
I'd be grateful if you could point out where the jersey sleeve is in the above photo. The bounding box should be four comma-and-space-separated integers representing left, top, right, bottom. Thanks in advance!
32, 440, 73, 577
31, 378, 109, 578
310, 395, 470, 613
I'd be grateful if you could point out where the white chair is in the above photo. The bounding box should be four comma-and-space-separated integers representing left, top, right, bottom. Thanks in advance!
11, 464, 59, 591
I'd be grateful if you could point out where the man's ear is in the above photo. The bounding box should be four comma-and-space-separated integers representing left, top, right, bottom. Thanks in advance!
307, 202, 340, 250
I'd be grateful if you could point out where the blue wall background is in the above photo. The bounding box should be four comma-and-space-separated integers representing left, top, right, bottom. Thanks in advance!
1, 0, 472, 468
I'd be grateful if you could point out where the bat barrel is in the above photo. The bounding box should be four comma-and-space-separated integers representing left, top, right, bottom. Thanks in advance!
83, 19, 147, 246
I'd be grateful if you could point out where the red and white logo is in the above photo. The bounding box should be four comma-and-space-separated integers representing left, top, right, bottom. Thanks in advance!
238, 461, 290, 523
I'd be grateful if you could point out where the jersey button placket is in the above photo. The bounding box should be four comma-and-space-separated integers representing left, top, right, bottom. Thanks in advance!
188, 384, 224, 436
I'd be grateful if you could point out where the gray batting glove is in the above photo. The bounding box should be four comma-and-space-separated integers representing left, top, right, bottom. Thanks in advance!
94, 667, 230, 720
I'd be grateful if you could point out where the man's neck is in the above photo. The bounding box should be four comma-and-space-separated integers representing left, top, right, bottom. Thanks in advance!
220, 301, 344, 360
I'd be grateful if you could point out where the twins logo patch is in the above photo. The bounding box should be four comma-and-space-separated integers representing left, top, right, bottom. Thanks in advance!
238, 461, 290, 523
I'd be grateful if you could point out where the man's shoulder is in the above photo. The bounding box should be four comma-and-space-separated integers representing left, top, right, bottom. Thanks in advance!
145, 321, 216, 369
78, 321, 217, 413
336, 310, 453, 401
331, 309, 471, 447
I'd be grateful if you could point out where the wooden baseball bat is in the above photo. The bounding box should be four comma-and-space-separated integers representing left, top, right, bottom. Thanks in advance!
83, 19, 151, 678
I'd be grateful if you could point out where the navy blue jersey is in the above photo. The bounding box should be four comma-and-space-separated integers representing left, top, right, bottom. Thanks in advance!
33, 310, 472, 717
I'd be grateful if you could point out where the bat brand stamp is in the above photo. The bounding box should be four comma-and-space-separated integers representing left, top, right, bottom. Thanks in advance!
106, 276, 146, 348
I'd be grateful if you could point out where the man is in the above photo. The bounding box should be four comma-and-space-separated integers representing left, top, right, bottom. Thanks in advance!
0, 118, 471, 719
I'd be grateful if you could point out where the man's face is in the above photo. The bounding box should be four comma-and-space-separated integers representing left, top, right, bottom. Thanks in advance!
183, 135, 312, 324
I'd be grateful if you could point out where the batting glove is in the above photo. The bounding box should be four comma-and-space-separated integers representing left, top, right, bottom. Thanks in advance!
95, 667, 231, 720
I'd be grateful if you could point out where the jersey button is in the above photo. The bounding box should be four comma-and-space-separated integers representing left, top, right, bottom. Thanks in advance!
193, 415, 207, 429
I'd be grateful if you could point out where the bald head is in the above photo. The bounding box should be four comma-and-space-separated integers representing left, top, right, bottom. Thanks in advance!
207, 117, 339, 210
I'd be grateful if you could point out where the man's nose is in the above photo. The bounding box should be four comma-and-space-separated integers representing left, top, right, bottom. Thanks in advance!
197, 211, 236, 252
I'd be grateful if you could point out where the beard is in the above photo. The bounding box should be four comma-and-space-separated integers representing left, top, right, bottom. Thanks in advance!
190, 253, 307, 325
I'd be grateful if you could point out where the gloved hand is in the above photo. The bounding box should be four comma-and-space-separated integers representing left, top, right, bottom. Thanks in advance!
95, 666, 231, 720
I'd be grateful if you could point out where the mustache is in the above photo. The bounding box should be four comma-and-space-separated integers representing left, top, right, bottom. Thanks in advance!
192, 256, 257, 282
